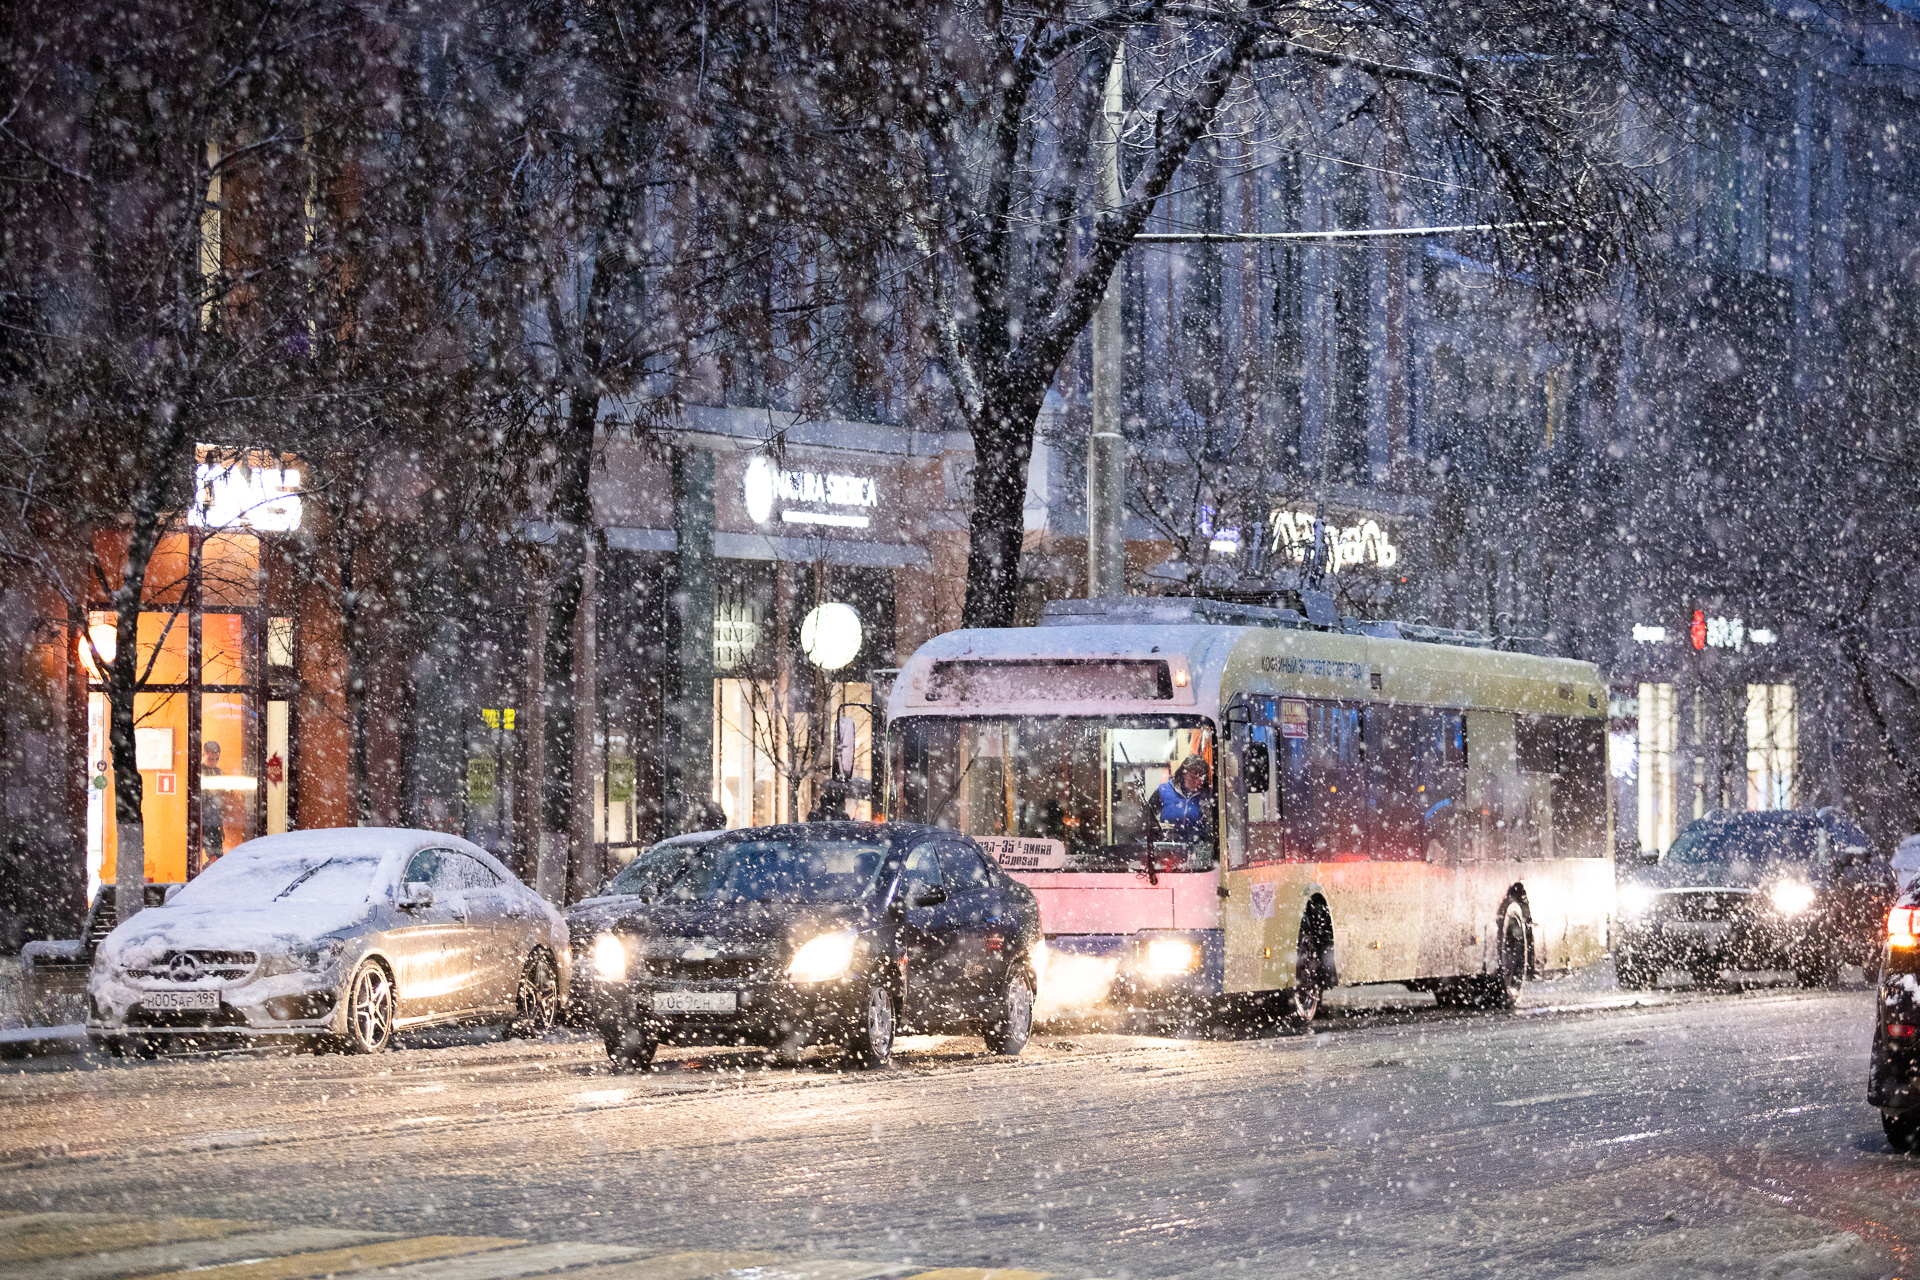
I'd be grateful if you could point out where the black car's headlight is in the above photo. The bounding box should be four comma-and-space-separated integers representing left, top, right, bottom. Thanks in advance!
787, 928, 861, 984
591, 935, 630, 981
1769, 880, 1817, 915
1617, 884, 1655, 919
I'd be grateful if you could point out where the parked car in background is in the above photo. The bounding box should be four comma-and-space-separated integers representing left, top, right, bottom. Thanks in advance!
1614, 809, 1895, 989
1894, 835, 1920, 896
1870, 887, 1920, 1150
565, 829, 724, 1026
87, 829, 569, 1056
588, 822, 1042, 1071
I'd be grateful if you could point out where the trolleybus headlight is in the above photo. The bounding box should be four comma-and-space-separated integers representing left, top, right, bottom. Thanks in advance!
1142, 939, 1201, 975
1769, 880, 1817, 916
592, 935, 629, 981
1889, 905, 1920, 949
1618, 885, 1654, 918
788, 928, 860, 983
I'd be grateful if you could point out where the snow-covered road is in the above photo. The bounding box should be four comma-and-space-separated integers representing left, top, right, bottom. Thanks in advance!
1, 981, 1913, 1278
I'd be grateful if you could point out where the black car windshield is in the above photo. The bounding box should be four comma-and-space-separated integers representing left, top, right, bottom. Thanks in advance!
602, 840, 707, 899
662, 839, 889, 905
1663, 819, 1826, 865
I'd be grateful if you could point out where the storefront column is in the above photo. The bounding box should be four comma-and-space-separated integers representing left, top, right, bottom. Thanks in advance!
666, 446, 715, 826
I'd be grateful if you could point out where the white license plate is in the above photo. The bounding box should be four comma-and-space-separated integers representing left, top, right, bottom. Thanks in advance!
145, 990, 219, 1011
1661, 921, 1730, 936
651, 990, 736, 1014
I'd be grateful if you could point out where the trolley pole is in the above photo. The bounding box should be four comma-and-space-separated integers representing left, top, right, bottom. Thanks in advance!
1086, 42, 1127, 600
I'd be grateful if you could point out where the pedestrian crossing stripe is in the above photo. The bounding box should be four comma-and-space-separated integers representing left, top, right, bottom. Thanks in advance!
0, 1217, 1064, 1280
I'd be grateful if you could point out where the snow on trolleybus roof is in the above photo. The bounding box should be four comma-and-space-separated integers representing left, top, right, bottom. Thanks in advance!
886, 596, 1605, 721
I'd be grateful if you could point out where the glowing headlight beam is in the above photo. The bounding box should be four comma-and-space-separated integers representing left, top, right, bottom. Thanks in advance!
788, 928, 860, 983
1142, 938, 1201, 975
1618, 884, 1655, 917
592, 935, 628, 981
1769, 880, 1817, 916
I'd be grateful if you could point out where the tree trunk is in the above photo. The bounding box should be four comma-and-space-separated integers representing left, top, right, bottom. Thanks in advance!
961, 387, 1048, 628
567, 534, 598, 903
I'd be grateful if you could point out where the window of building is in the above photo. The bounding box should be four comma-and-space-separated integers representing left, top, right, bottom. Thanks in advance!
1637, 682, 1677, 854
1746, 683, 1796, 811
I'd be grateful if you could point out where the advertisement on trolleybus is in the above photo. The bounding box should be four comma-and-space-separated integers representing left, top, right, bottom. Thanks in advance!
884, 598, 1615, 1023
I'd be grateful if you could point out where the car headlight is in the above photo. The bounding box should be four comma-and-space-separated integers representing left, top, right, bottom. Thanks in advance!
787, 929, 860, 984
592, 934, 629, 981
1141, 938, 1201, 975
258, 939, 347, 978
1618, 884, 1655, 918
1770, 880, 1817, 915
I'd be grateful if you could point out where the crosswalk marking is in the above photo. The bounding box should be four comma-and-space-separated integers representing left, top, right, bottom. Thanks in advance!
710, 1265, 906, 1280
147, 1236, 524, 1280
562, 1253, 784, 1280
13, 1228, 396, 1280
0, 1217, 1067, 1280
0, 1218, 266, 1263
371, 1244, 643, 1280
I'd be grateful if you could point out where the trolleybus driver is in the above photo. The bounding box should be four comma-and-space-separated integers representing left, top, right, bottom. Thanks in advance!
1146, 754, 1215, 849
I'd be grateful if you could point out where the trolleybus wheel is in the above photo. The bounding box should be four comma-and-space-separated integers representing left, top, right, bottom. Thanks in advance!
1289, 900, 1336, 1027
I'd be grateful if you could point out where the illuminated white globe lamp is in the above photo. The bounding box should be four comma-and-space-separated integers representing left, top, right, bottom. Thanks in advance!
743, 456, 776, 524
800, 602, 862, 671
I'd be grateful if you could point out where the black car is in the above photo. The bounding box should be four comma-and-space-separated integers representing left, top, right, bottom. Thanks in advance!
564, 830, 724, 1026
585, 822, 1042, 1070
1871, 888, 1920, 1150
1614, 809, 1895, 989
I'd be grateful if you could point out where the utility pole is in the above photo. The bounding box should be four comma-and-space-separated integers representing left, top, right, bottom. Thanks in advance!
1086, 41, 1127, 600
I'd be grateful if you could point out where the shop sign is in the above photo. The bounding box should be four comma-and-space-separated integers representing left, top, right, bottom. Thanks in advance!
1267, 508, 1398, 572
467, 758, 497, 805
744, 456, 880, 530
607, 757, 636, 804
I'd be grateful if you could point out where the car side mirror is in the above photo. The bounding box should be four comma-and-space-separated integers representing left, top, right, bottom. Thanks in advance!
399, 882, 434, 910
1637, 849, 1662, 867
912, 885, 947, 908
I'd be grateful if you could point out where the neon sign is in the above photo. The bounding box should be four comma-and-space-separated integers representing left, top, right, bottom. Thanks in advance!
1267, 509, 1398, 572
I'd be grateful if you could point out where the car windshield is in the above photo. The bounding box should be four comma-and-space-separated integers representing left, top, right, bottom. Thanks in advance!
601, 839, 708, 899
661, 839, 889, 905
169, 854, 386, 908
1662, 819, 1826, 865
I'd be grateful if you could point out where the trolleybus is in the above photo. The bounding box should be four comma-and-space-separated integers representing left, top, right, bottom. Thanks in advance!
883, 596, 1613, 1020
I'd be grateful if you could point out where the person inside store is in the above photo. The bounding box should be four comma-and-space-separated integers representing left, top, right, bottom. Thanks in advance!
1146, 753, 1215, 849
201, 740, 226, 864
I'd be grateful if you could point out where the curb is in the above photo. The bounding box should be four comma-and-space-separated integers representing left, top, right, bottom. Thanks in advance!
0, 1025, 89, 1061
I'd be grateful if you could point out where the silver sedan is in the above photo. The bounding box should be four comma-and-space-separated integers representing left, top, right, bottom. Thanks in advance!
86, 829, 570, 1055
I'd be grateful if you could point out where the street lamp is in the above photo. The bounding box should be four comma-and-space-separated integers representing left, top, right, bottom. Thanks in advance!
800, 602, 862, 670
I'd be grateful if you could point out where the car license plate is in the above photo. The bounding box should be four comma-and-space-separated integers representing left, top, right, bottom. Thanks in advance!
651, 990, 735, 1013
1661, 921, 1730, 937
145, 990, 219, 1011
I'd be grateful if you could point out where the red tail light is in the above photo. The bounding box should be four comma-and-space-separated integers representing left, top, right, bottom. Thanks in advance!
1891, 1024, 1917, 1039
1890, 905, 1919, 947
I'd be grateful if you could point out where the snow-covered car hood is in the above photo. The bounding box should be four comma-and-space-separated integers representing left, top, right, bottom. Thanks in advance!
596, 900, 871, 951
1618, 859, 1829, 892
97, 900, 375, 966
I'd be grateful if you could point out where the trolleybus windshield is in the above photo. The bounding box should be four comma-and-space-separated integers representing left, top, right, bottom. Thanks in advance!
889, 715, 1217, 872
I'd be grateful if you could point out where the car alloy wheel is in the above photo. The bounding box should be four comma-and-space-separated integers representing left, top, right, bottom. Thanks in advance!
342, 962, 394, 1054
984, 972, 1034, 1055
846, 980, 894, 1068
508, 951, 559, 1039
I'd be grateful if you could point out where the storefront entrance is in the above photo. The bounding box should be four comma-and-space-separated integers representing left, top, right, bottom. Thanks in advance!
84, 531, 295, 896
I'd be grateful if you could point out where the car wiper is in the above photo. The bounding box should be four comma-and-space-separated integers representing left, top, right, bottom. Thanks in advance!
275, 860, 333, 900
